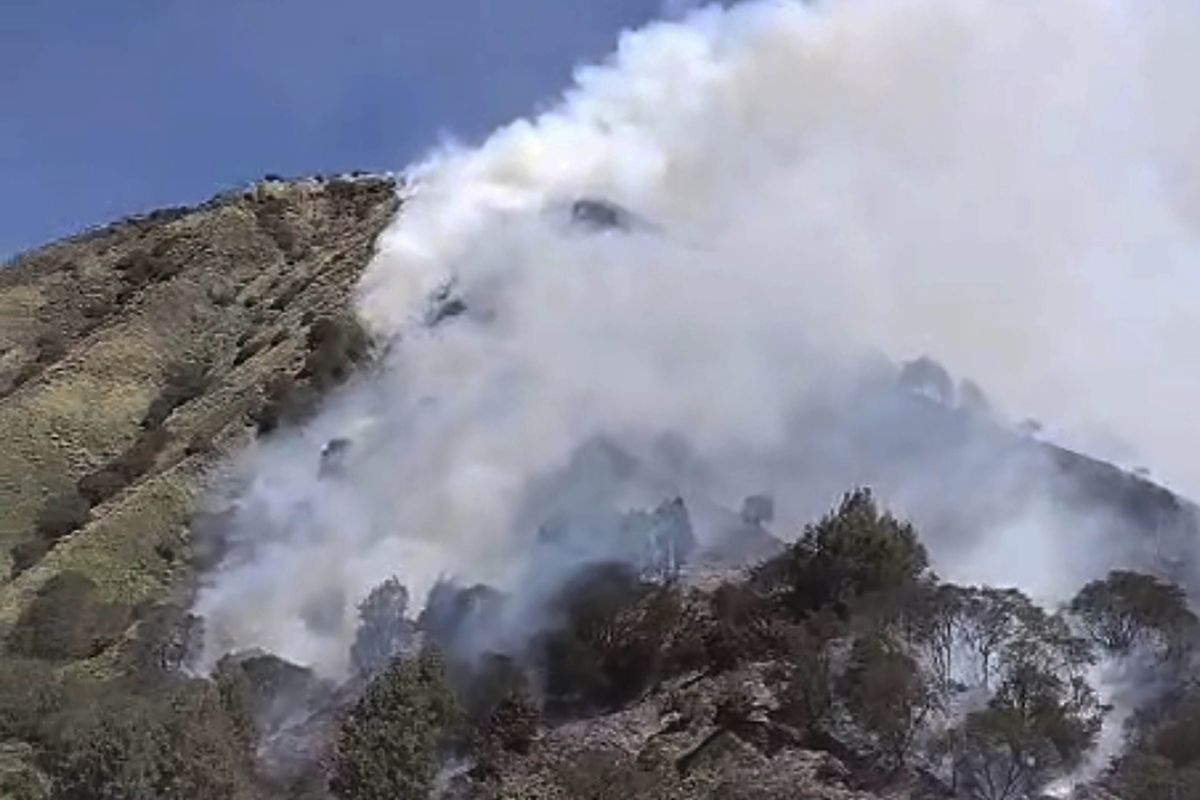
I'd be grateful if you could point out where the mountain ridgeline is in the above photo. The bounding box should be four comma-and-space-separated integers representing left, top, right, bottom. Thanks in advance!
0, 182, 1197, 800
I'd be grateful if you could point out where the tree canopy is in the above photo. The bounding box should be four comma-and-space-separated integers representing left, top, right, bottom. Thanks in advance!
1070, 569, 1198, 660
330, 649, 460, 800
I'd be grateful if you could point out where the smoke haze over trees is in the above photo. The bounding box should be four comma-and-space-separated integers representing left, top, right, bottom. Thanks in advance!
5, 0, 1200, 798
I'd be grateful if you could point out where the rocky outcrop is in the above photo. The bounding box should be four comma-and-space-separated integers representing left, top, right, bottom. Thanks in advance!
444, 660, 910, 800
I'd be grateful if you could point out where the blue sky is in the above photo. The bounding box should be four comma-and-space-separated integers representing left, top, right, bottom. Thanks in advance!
1, 0, 671, 259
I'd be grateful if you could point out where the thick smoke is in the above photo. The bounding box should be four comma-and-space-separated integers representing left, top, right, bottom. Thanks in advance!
194, 0, 1200, 694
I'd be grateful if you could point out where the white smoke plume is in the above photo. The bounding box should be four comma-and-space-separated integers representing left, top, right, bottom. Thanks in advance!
194, 0, 1200, 700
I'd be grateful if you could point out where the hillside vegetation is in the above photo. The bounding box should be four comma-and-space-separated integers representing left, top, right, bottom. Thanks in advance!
1, 181, 1199, 800
0, 176, 398, 797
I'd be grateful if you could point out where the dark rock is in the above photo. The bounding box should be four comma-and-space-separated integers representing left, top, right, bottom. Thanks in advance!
318, 437, 352, 479
568, 198, 651, 233
571, 198, 629, 231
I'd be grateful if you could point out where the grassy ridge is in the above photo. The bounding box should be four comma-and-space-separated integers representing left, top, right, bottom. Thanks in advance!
0, 176, 399, 649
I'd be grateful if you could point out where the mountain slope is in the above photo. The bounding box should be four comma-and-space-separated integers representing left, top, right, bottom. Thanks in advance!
0, 175, 398, 643
2, 182, 1198, 800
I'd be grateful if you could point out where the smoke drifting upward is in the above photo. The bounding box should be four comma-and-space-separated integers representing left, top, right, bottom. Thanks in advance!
195, 0, 1200, 677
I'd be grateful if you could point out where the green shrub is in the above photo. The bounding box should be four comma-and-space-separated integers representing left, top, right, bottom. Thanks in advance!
183, 433, 217, 458
838, 633, 934, 765
703, 581, 778, 672
326, 178, 390, 220
1111, 753, 1200, 800
213, 651, 329, 737
330, 649, 461, 800
540, 565, 684, 712
946, 664, 1103, 799
6, 572, 131, 661
301, 314, 370, 391
8, 331, 71, 392
253, 195, 303, 256
1110, 687, 1200, 798
141, 360, 210, 428
113, 248, 179, 300
77, 428, 168, 505
13, 488, 91, 573
43, 679, 257, 800
0, 743, 49, 800
82, 298, 116, 320
114, 249, 157, 283
351, 577, 416, 678
252, 372, 318, 434
270, 282, 303, 311
33, 332, 66, 365
9, 537, 52, 576
232, 335, 262, 366
244, 316, 371, 437
457, 653, 528, 726
754, 488, 928, 617
472, 685, 541, 777
418, 579, 505, 653
484, 689, 540, 754
1069, 570, 1198, 660
124, 605, 205, 684
1154, 704, 1200, 769
773, 620, 835, 738
33, 489, 91, 542
0, 659, 66, 742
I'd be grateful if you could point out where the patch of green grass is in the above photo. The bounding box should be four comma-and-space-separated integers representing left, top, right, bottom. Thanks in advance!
51, 469, 196, 606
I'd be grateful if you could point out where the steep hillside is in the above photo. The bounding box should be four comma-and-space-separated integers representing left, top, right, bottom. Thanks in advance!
2, 183, 1199, 800
0, 175, 398, 654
